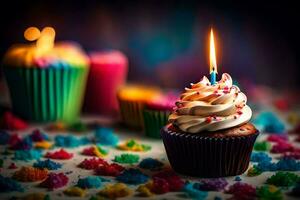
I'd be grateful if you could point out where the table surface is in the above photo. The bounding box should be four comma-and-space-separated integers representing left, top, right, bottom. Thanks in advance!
0, 116, 299, 200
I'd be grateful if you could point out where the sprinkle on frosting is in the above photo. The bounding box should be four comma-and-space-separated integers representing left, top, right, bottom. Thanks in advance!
169, 73, 252, 133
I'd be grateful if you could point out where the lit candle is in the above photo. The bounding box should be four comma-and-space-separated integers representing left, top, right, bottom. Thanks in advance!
209, 28, 218, 85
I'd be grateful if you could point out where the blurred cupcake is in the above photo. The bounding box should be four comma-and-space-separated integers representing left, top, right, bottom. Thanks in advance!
117, 85, 161, 129
161, 73, 259, 177
2, 27, 89, 123
143, 92, 178, 138
84, 50, 128, 116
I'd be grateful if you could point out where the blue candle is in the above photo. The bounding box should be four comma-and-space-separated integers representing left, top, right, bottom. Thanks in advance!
210, 70, 216, 85
209, 28, 218, 85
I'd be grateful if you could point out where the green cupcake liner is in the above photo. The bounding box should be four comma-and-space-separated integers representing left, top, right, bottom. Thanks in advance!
118, 98, 145, 129
4, 67, 88, 123
143, 109, 170, 138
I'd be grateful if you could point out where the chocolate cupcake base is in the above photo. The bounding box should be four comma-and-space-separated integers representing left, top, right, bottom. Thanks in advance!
161, 123, 259, 178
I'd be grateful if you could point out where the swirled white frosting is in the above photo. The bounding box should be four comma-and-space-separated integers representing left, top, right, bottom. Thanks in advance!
169, 73, 252, 133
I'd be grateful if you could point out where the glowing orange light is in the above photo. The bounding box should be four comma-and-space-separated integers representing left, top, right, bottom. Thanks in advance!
24, 27, 41, 41
209, 28, 217, 73
36, 27, 56, 53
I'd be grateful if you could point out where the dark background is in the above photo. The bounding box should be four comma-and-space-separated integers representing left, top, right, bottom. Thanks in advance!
1, 0, 299, 89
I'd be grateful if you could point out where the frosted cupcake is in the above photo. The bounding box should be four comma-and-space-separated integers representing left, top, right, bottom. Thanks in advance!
161, 73, 259, 177
2, 27, 89, 123
143, 92, 178, 138
117, 85, 161, 129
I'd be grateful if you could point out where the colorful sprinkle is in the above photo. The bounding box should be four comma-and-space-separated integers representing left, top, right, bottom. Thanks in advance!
271, 142, 296, 154
33, 159, 62, 170
55, 135, 89, 148
152, 170, 184, 191
226, 182, 256, 200
95, 163, 125, 176
113, 153, 140, 164
118, 139, 151, 152
13, 149, 42, 161
267, 134, 288, 143
77, 176, 102, 189
64, 186, 86, 197
183, 183, 208, 200
138, 158, 164, 171
34, 141, 53, 149
40, 172, 69, 189
94, 127, 119, 146
98, 183, 132, 199
13, 166, 48, 182
45, 149, 73, 160
0, 174, 24, 192
8, 162, 17, 169
256, 185, 283, 200
266, 172, 300, 187
234, 176, 242, 181
194, 178, 228, 191
137, 182, 155, 197
78, 157, 107, 170
81, 145, 109, 157
254, 141, 272, 151
116, 168, 149, 184
251, 152, 272, 163
253, 111, 285, 133
276, 158, 300, 171
10, 136, 33, 150
247, 166, 262, 177
29, 129, 49, 142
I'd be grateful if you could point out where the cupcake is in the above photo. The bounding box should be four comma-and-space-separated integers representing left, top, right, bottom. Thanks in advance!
2, 27, 89, 123
143, 92, 178, 138
117, 85, 161, 129
84, 50, 128, 116
161, 73, 259, 177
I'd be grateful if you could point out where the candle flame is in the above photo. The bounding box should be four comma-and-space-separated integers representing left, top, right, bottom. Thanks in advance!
210, 28, 217, 74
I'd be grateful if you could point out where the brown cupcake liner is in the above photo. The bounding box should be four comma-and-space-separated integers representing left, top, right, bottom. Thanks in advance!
118, 98, 145, 129
161, 125, 259, 177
